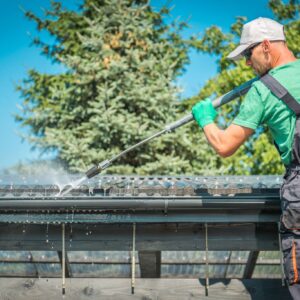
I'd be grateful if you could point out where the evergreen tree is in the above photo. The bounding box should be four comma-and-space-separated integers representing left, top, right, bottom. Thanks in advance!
16, 0, 222, 175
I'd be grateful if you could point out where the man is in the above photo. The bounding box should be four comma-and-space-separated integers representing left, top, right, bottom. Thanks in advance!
192, 17, 300, 299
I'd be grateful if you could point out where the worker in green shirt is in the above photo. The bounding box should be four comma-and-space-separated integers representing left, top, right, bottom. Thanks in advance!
192, 17, 300, 300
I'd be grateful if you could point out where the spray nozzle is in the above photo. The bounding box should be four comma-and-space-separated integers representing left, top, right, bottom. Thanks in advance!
85, 159, 111, 179
85, 165, 100, 178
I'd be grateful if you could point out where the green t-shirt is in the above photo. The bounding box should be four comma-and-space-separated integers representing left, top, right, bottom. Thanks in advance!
232, 59, 300, 166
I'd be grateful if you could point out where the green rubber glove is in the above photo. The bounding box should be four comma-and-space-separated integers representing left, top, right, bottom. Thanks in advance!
192, 98, 217, 128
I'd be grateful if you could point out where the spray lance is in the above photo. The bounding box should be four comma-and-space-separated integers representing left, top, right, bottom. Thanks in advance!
85, 77, 258, 179
59, 77, 258, 196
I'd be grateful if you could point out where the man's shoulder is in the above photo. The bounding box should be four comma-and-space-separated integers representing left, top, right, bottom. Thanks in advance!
270, 59, 300, 77
248, 80, 268, 97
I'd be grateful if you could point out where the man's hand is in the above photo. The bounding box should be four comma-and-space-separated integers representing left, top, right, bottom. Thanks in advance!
192, 98, 217, 128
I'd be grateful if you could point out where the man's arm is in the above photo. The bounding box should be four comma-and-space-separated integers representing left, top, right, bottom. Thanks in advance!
203, 123, 254, 157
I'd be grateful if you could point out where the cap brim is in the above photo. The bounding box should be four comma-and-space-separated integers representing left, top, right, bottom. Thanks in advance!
227, 44, 249, 61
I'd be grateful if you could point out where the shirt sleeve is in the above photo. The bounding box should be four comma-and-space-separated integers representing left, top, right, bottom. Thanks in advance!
232, 84, 265, 130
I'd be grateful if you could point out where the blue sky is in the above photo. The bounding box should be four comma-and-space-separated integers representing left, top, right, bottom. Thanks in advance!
0, 0, 273, 169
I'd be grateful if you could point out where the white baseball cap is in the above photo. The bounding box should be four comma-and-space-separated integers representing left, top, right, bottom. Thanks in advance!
227, 17, 286, 60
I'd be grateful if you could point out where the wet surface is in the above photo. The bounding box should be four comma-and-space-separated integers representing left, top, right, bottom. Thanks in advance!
0, 175, 282, 224
0, 175, 282, 198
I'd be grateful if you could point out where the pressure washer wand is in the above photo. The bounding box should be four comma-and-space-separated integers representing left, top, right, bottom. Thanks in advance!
86, 77, 258, 179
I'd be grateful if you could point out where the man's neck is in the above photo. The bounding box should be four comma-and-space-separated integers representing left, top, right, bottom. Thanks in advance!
271, 48, 297, 68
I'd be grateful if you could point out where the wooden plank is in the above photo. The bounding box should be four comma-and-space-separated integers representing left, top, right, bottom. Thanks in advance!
138, 251, 161, 278
57, 251, 72, 278
0, 258, 280, 265
0, 223, 279, 251
29, 251, 39, 277
243, 251, 259, 279
0, 278, 291, 300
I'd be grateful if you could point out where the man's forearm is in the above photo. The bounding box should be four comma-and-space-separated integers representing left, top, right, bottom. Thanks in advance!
203, 123, 232, 157
203, 123, 253, 158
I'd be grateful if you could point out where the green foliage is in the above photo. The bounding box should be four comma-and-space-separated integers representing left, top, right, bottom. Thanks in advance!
17, 0, 223, 175
182, 1, 300, 175
269, 0, 300, 21
17, 0, 299, 176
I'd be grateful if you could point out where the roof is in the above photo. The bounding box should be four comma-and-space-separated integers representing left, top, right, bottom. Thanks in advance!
0, 175, 286, 297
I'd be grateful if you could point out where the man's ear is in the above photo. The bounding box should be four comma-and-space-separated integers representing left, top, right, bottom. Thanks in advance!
262, 39, 271, 53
